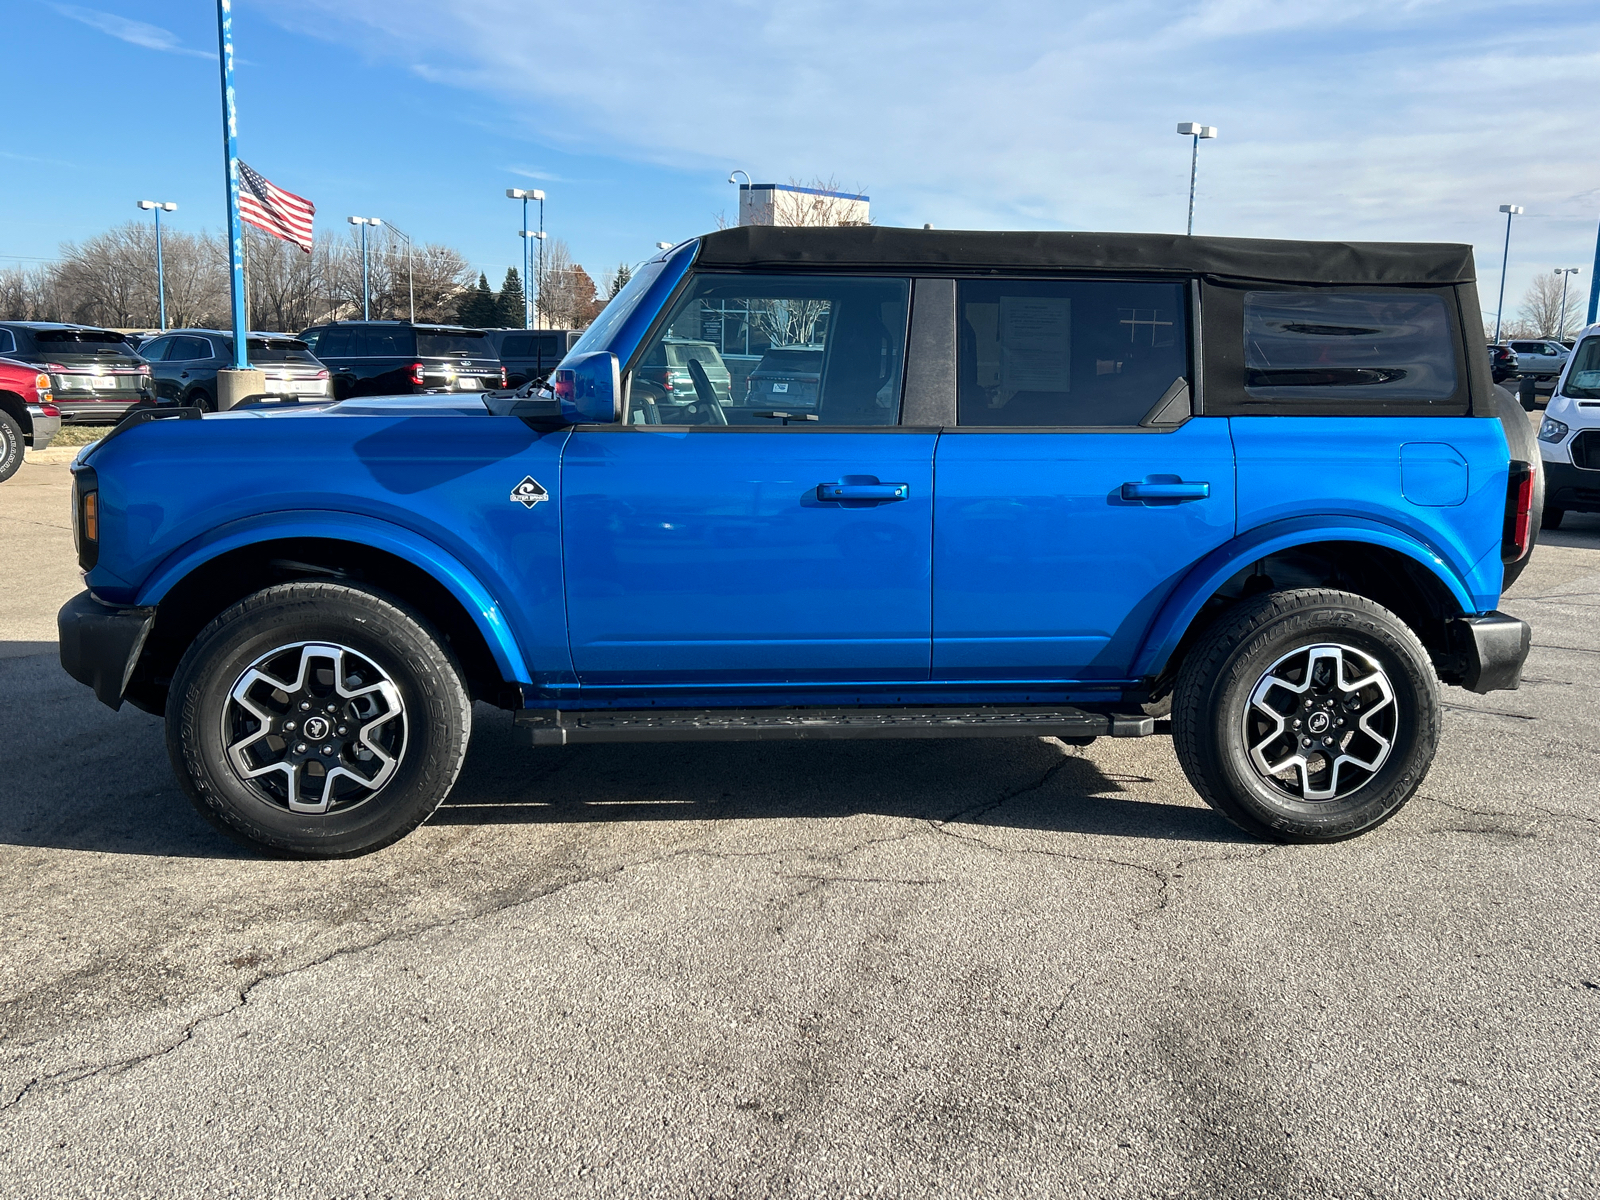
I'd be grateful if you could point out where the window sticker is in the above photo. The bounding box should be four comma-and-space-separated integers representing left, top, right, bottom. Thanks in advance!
999, 296, 1071, 397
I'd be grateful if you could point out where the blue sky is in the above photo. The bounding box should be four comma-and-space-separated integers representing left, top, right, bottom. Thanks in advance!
4, 0, 1598, 325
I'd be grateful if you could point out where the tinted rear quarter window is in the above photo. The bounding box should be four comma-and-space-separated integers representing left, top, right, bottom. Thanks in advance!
1244, 291, 1457, 402
498, 335, 533, 358
0, 329, 15, 355
957, 280, 1189, 426
363, 329, 417, 357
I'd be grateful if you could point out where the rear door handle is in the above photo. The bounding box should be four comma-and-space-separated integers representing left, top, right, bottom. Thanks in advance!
1121, 480, 1209, 503
817, 482, 909, 502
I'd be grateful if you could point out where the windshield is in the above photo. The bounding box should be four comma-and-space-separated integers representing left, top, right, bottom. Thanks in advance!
416, 332, 488, 357
567, 258, 669, 362
1563, 336, 1600, 400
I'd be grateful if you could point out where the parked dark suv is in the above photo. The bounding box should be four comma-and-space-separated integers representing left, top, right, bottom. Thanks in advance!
297, 322, 504, 400
0, 322, 154, 424
483, 329, 581, 390
138, 330, 331, 411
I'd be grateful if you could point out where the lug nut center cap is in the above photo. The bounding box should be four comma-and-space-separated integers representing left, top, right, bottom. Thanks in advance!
1305, 711, 1332, 735
302, 716, 331, 740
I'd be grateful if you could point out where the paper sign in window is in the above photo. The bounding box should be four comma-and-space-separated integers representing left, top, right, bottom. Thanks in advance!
1000, 296, 1071, 394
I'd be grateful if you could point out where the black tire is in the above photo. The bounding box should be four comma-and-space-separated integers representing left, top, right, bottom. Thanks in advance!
1542, 506, 1564, 530
0, 410, 21, 483
1172, 589, 1440, 843
165, 581, 472, 857
186, 389, 216, 413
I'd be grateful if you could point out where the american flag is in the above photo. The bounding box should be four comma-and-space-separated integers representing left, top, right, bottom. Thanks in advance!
237, 161, 315, 253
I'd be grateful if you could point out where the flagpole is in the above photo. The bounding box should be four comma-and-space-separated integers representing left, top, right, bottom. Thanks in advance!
217, 0, 248, 371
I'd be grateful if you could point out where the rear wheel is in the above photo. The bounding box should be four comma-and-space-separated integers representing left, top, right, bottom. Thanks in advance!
166, 581, 472, 857
0, 410, 21, 482
1542, 506, 1565, 530
186, 388, 216, 413
1172, 589, 1440, 843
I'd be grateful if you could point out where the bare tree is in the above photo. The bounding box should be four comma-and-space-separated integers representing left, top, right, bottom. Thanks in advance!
537, 239, 604, 329
769, 176, 872, 228
1517, 272, 1585, 339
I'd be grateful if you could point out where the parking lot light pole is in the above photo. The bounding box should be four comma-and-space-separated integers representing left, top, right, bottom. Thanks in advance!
136, 201, 177, 330
348, 216, 380, 320
1176, 124, 1217, 236
1494, 204, 1523, 344
383, 219, 416, 323
729, 169, 751, 224
1590, 218, 1600, 327
1555, 268, 1580, 340
507, 189, 544, 330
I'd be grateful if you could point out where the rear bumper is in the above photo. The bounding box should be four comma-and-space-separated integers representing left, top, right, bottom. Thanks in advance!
53, 394, 156, 425
1447, 611, 1532, 694
1543, 459, 1600, 512
58, 591, 156, 711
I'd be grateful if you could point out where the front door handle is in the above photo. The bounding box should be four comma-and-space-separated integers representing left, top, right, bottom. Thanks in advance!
817, 482, 909, 502
1121, 479, 1209, 503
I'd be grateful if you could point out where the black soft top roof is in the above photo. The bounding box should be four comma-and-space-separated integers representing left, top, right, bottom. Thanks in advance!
695, 226, 1474, 286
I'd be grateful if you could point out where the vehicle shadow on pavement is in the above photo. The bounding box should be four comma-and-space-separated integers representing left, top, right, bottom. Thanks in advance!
435, 709, 1249, 845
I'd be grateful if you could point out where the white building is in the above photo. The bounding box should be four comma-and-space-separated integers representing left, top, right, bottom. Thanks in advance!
737, 183, 870, 228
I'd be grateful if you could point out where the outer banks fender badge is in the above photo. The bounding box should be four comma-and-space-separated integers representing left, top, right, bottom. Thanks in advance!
510, 476, 549, 508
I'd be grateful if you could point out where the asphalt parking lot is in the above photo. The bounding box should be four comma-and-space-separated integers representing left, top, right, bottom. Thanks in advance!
2, 452, 1597, 1198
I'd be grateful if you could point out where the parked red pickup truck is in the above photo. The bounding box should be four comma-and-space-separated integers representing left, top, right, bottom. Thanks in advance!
0, 358, 62, 482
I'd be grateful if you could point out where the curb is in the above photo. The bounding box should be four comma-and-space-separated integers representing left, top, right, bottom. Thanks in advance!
25, 448, 82, 466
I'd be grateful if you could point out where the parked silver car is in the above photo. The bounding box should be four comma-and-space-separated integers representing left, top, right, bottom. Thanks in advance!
1508, 338, 1570, 379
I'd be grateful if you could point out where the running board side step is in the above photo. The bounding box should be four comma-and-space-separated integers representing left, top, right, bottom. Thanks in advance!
515, 706, 1155, 746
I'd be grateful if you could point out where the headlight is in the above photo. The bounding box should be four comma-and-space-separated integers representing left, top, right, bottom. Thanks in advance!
1538, 416, 1569, 443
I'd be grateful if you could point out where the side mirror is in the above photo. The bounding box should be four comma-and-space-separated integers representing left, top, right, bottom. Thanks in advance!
552, 351, 621, 424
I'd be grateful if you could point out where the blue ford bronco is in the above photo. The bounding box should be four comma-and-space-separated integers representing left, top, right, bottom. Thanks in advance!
58, 228, 1540, 857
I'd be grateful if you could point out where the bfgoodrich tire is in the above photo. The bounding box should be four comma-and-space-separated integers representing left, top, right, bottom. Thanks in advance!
0, 410, 23, 482
1172, 589, 1440, 843
166, 581, 472, 857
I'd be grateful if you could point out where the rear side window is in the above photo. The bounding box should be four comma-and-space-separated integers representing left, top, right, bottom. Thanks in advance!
498, 335, 533, 357
1245, 291, 1458, 403
317, 329, 355, 358
957, 280, 1189, 427
0, 329, 15, 355
166, 336, 211, 362
1564, 337, 1600, 399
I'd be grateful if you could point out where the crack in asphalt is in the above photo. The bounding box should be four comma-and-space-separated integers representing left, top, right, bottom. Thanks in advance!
0, 864, 622, 1118
1416, 792, 1599, 830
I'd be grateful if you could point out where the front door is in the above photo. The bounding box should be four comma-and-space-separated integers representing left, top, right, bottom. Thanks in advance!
933, 278, 1235, 682
562, 272, 932, 688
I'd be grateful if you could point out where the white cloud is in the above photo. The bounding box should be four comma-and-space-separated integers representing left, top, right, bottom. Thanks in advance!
53, 5, 215, 59
269, 0, 1600, 313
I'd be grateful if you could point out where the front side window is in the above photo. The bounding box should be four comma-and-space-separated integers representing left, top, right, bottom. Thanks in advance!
1244, 291, 1457, 402
957, 279, 1189, 426
627, 274, 908, 426
317, 329, 355, 358
1564, 336, 1600, 399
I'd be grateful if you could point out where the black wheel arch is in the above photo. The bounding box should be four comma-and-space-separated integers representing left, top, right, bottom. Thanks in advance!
0, 391, 30, 435
125, 537, 516, 715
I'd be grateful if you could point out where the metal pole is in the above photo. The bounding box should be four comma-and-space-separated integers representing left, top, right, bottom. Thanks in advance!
361, 222, 370, 321
408, 237, 414, 324
216, 0, 248, 369
537, 196, 544, 329
154, 207, 167, 331
1558, 271, 1571, 341
1494, 210, 1515, 344
522, 195, 531, 330
1187, 134, 1199, 236
1589, 218, 1600, 327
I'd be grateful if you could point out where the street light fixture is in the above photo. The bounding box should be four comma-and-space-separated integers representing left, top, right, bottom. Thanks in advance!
1176, 123, 1217, 236
1493, 204, 1523, 344
655, 242, 673, 250
728, 170, 751, 226
348, 216, 381, 320
1554, 268, 1580, 340
507, 188, 545, 330
136, 200, 178, 330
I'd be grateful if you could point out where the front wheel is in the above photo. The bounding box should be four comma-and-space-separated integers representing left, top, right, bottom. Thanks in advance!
166, 581, 472, 857
1172, 589, 1440, 843
0, 410, 22, 482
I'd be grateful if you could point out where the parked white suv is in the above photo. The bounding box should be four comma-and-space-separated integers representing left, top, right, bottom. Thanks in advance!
1536, 322, 1600, 529
1509, 338, 1571, 379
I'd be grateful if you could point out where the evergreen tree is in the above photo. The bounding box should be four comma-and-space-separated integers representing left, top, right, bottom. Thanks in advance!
456, 272, 496, 327
608, 261, 632, 299
500, 267, 528, 328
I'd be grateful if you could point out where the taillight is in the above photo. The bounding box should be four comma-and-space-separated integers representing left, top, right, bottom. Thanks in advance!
409, 362, 425, 386
656, 369, 674, 393
314, 369, 329, 380
500, 366, 508, 387
1502, 460, 1535, 563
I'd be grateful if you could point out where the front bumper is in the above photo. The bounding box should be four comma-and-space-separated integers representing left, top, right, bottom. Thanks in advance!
1447, 612, 1532, 694
58, 591, 156, 711
25, 405, 60, 451
1543, 459, 1600, 513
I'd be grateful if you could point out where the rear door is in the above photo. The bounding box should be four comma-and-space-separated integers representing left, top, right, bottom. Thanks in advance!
562, 272, 933, 687
933, 278, 1234, 682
